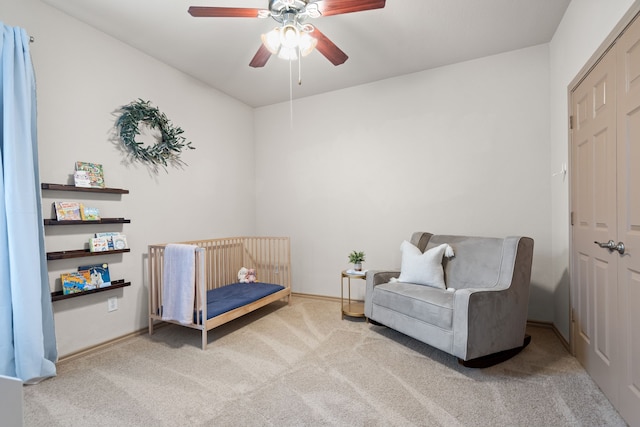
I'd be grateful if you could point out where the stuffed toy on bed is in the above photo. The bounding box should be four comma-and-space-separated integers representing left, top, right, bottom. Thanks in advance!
238, 267, 248, 282
245, 269, 257, 283
238, 267, 257, 283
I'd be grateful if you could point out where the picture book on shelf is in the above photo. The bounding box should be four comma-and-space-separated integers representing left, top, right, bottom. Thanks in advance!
111, 234, 128, 250
95, 232, 127, 250
89, 237, 110, 252
73, 170, 91, 188
81, 205, 100, 221
54, 201, 82, 221
61, 272, 91, 295
78, 263, 111, 288
75, 161, 105, 188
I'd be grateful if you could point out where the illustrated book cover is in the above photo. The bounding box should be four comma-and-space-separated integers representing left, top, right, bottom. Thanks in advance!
78, 263, 111, 288
89, 237, 110, 252
75, 161, 105, 188
81, 205, 100, 221
73, 170, 91, 188
111, 234, 128, 250
95, 232, 125, 250
61, 272, 89, 295
53, 201, 82, 221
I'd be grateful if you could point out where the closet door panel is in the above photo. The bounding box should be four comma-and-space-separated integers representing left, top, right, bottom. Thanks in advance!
616, 15, 640, 426
571, 48, 618, 401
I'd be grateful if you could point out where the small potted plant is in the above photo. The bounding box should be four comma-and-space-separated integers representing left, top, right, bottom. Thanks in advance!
348, 250, 366, 271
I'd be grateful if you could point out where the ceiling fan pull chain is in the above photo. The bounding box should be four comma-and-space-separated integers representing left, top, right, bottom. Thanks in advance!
289, 57, 294, 128
298, 45, 303, 85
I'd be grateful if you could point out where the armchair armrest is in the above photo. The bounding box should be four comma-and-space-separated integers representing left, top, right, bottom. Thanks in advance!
364, 270, 399, 317
452, 237, 533, 360
452, 287, 523, 360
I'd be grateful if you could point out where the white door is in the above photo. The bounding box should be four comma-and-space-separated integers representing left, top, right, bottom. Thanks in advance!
571, 45, 618, 403
616, 15, 640, 425
571, 14, 640, 426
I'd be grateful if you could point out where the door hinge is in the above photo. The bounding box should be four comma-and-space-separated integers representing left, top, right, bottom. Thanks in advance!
569, 115, 574, 130
571, 211, 575, 226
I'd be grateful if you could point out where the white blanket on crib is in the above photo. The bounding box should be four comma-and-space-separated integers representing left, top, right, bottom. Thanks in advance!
162, 243, 197, 325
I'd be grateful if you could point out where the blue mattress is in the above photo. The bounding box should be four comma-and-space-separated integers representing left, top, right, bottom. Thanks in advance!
204, 282, 285, 320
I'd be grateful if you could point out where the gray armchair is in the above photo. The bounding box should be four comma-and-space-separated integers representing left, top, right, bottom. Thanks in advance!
364, 232, 534, 367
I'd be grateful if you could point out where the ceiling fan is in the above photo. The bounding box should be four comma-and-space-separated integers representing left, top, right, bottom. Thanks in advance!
188, 0, 386, 68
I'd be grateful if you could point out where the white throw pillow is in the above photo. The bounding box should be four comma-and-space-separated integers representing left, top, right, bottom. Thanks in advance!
396, 241, 454, 289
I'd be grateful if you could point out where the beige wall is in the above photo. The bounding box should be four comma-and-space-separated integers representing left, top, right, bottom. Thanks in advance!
254, 45, 553, 319
5, 0, 255, 356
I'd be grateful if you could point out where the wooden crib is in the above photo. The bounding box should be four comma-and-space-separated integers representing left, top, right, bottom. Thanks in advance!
148, 236, 292, 349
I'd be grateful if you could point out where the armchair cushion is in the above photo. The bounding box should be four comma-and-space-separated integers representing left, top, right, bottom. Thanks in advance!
371, 281, 454, 330
396, 241, 454, 289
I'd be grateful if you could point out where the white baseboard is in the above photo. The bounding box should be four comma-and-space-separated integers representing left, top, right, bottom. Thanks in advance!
526, 320, 570, 352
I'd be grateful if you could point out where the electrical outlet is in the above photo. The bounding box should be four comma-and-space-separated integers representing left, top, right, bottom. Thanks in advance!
108, 297, 118, 312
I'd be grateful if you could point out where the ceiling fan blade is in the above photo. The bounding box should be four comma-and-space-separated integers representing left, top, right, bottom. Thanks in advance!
249, 44, 272, 68
188, 6, 262, 18
315, 0, 385, 16
312, 28, 348, 66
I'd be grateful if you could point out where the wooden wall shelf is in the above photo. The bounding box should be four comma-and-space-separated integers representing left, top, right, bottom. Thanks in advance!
47, 248, 130, 261
51, 280, 130, 301
41, 183, 129, 194
44, 218, 131, 226
42, 181, 131, 301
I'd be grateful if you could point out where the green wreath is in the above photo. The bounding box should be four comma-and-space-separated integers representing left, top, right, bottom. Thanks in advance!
116, 99, 194, 168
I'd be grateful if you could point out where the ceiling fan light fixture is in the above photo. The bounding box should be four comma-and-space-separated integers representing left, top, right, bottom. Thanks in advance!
261, 22, 317, 59
277, 46, 299, 60
280, 24, 299, 49
261, 28, 282, 54
298, 32, 317, 57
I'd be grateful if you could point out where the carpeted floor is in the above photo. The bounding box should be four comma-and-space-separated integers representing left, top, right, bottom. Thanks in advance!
24, 297, 626, 426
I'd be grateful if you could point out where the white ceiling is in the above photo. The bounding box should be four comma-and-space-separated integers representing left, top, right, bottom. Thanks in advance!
40, 0, 571, 107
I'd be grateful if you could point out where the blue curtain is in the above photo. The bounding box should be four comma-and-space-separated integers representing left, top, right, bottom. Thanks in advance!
0, 23, 57, 383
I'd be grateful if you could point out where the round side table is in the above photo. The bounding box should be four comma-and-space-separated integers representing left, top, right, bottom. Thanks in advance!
341, 270, 366, 318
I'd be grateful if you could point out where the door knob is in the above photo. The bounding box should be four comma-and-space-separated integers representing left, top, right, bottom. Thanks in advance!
594, 239, 616, 249
594, 240, 625, 255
